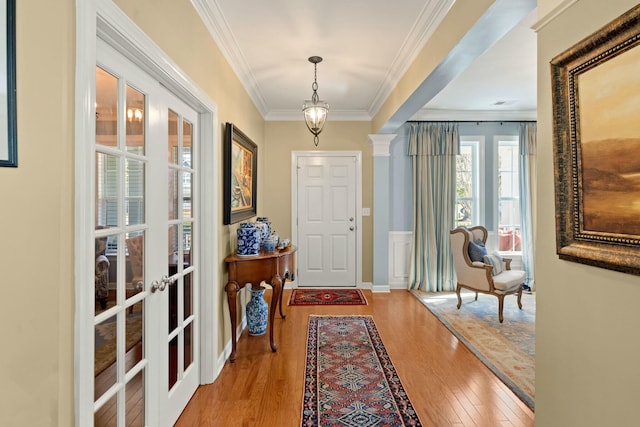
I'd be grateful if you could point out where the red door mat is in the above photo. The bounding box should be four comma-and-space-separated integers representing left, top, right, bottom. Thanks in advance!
288, 289, 368, 306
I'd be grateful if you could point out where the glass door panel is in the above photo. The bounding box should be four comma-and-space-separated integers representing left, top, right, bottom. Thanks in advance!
164, 104, 198, 413
94, 64, 149, 427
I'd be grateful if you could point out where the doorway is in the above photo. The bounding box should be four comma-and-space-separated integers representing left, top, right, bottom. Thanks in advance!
76, 3, 219, 426
292, 151, 362, 287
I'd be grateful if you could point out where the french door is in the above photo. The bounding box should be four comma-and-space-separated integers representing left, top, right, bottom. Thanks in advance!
92, 39, 199, 427
296, 155, 358, 287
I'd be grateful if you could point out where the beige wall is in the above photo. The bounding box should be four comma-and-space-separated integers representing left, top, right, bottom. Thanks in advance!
0, 0, 76, 425
536, 0, 640, 425
263, 121, 374, 283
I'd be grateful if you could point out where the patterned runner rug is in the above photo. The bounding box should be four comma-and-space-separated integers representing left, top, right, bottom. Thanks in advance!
302, 315, 422, 426
411, 290, 535, 410
289, 289, 367, 306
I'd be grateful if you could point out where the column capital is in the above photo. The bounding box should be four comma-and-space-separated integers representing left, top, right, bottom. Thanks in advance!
368, 134, 396, 157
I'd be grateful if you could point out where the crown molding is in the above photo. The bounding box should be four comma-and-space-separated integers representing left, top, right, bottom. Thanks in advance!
532, 0, 580, 32
265, 109, 372, 122
190, 0, 268, 116
367, 0, 455, 117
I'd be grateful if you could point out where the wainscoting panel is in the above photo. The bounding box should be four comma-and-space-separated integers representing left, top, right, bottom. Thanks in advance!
388, 232, 412, 289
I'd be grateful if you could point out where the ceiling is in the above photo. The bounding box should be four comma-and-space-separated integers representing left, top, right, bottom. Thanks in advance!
191, 0, 538, 127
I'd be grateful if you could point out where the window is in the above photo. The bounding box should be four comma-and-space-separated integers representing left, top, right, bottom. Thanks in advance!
455, 138, 482, 228
454, 134, 522, 254
496, 137, 521, 252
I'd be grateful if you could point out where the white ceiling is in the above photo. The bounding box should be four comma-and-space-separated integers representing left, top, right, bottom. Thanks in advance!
191, 0, 538, 125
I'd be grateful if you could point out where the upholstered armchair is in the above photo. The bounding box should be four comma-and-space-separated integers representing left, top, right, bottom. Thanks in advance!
450, 225, 525, 323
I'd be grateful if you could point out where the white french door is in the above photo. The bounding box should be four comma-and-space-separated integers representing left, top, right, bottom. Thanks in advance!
295, 154, 358, 287
92, 39, 199, 427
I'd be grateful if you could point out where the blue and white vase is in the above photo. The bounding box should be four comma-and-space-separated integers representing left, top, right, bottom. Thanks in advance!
246, 286, 268, 336
237, 223, 260, 256
256, 217, 271, 246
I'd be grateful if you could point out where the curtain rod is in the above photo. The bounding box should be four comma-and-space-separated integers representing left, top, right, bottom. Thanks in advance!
406, 120, 537, 124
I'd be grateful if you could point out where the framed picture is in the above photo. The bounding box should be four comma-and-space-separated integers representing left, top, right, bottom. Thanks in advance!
223, 123, 257, 224
551, 4, 640, 275
0, 0, 17, 167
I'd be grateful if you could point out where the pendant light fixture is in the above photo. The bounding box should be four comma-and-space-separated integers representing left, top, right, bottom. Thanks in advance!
302, 56, 329, 147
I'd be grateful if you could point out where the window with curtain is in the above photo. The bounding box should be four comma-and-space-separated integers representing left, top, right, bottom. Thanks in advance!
455, 135, 523, 255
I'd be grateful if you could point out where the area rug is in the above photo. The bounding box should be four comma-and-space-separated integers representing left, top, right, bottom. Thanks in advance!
289, 289, 367, 306
302, 315, 422, 426
95, 309, 143, 375
411, 290, 535, 410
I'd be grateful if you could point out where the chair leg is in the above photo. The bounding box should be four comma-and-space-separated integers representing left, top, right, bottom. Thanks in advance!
517, 286, 523, 310
474, 292, 478, 301
456, 284, 462, 309
498, 295, 505, 323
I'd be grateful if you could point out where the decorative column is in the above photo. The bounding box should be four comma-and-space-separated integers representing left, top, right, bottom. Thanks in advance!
369, 134, 396, 291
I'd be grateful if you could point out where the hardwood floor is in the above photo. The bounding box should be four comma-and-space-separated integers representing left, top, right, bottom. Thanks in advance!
175, 289, 534, 427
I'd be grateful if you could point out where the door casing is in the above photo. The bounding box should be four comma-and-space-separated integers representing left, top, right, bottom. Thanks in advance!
75, 1, 220, 425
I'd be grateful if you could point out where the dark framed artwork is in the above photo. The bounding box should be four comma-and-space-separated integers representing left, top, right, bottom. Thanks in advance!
551, 4, 640, 275
0, 0, 16, 167
223, 123, 257, 224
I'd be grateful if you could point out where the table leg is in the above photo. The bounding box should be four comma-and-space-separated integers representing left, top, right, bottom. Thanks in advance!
224, 281, 239, 362
278, 273, 288, 319
268, 274, 282, 352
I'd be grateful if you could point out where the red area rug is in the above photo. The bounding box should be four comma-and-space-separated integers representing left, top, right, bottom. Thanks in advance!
302, 315, 422, 426
288, 289, 367, 306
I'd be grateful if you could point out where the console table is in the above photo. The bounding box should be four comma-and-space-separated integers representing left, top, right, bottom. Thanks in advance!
224, 245, 296, 362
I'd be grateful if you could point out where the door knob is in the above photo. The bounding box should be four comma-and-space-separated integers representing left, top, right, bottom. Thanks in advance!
349, 226, 355, 231
349, 217, 354, 222
150, 275, 173, 293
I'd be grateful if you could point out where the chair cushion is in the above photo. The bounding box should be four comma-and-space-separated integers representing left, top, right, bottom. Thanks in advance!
492, 269, 526, 292
468, 239, 488, 262
483, 252, 504, 276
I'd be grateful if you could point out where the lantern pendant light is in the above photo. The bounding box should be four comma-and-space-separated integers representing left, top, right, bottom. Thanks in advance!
302, 56, 329, 147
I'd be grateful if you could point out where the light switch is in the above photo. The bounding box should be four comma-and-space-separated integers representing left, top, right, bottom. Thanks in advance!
362, 208, 370, 216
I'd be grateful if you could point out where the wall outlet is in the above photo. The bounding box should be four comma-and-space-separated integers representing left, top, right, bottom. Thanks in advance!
362, 208, 370, 216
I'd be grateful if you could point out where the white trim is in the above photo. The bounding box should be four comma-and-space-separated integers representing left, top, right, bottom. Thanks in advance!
368, 134, 396, 157
190, 0, 453, 121
532, 0, 580, 31
75, 1, 98, 424
291, 151, 363, 288
388, 231, 412, 289
75, 1, 220, 425
366, 0, 454, 117
265, 108, 372, 122
189, 0, 268, 117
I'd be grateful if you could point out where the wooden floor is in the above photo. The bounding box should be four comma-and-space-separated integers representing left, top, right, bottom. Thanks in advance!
175, 289, 534, 427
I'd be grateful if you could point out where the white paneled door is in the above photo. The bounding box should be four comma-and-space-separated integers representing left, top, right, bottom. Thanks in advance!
296, 155, 357, 287
92, 39, 199, 427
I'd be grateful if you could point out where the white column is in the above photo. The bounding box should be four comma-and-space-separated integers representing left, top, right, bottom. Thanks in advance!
368, 134, 396, 291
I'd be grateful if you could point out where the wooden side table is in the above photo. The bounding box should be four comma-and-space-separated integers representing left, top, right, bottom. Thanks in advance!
224, 245, 296, 362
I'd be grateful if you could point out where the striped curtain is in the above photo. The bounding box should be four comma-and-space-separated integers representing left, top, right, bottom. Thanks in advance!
407, 122, 459, 292
519, 123, 537, 289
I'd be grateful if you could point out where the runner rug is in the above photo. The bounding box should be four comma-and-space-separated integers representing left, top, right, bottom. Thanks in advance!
411, 290, 535, 410
289, 289, 367, 306
302, 315, 422, 426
